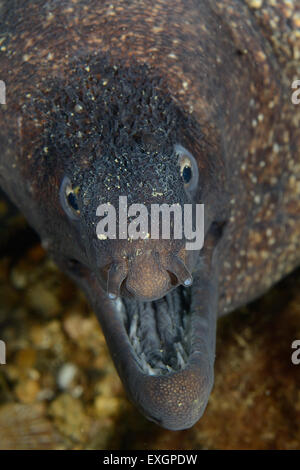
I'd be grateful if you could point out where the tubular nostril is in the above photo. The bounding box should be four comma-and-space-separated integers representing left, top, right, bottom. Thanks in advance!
107, 261, 128, 299
167, 270, 179, 287
167, 255, 193, 288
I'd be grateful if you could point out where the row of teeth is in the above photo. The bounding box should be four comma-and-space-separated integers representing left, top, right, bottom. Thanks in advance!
122, 298, 189, 375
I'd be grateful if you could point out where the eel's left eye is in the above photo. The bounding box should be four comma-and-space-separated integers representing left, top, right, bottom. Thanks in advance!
60, 176, 80, 220
175, 144, 199, 192
182, 165, 192, 184
67, 191, 79, 212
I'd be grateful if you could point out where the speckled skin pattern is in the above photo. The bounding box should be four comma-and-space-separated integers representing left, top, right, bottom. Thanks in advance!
0, 0, 299, 430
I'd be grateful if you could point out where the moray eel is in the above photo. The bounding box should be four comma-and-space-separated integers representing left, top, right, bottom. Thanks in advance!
0, 1, 299, 430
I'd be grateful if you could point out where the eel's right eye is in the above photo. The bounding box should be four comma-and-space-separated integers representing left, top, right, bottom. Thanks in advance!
175, 144, 199, 193
59, 176, 80, 220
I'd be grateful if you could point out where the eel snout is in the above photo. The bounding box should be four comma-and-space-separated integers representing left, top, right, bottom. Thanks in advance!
101, 247, 193, 302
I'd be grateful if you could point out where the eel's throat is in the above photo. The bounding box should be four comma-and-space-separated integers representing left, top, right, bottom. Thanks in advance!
122, 285, 192, 376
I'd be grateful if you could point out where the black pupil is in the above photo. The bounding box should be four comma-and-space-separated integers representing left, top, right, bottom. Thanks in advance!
67, 192, 79, 212
182, 166, 192, 184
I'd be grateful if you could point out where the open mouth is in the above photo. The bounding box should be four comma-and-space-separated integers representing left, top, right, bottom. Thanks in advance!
99, 265, 217, 430
121, 285, 192, 375
62, 232, 219, 430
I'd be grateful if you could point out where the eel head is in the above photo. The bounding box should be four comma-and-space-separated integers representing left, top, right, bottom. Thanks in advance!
21, 58, 226, 429
52, 141, 223, 430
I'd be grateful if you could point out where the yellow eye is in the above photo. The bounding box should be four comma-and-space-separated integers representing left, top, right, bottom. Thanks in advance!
65, 184, 80, 214
179, 157, 193, 184
60, 176, 81, 220
175, 144, 199, 191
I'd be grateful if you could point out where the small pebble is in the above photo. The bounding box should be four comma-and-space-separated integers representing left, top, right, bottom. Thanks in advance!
57, 363, 77, 390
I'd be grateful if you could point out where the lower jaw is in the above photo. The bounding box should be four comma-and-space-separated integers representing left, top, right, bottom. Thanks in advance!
88, 256, 218, 429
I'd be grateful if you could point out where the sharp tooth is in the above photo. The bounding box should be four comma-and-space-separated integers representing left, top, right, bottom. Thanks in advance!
175, 343, 187, 368
123, 286, 191, 375
115, 297, 124, 313
176, 342, 188, 360
129, 312, 138, 341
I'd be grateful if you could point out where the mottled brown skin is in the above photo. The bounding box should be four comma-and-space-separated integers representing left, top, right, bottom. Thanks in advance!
0, 0, 299, 430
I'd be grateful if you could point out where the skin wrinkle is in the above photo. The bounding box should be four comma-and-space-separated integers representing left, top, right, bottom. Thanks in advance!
0, 0, 299, 429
